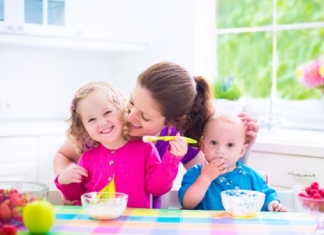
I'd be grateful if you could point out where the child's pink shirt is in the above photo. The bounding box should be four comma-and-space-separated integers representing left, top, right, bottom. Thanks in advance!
55, 139, 181, 208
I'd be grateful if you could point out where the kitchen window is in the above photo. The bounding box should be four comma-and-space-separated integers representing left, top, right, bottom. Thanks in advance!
215, 0, 324, 131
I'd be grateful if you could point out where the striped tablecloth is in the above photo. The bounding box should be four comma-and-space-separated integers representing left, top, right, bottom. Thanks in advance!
17, 206, 316, 235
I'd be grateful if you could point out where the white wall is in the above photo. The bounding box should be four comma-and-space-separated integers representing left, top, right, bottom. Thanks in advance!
0, 0, 214, 121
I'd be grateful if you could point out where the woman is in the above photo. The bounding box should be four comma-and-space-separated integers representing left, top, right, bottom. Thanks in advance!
53, 62, 259, 207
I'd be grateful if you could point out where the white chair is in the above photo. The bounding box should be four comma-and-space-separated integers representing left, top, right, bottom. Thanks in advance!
276, 185, 303, 212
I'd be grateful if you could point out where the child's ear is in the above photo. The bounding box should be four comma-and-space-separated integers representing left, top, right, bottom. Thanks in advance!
239, 143, 248, 158
199, 137, 205, 152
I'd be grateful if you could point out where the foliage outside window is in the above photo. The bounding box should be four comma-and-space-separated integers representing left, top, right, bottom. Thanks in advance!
215, 0, 324, 100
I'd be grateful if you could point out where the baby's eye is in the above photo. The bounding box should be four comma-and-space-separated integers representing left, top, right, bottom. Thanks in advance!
104, 111, 111, 116
210, 140, 217, 145
228, 143, 234, 147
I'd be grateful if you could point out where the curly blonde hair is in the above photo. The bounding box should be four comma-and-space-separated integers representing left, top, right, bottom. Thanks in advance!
66, 81, 129, 154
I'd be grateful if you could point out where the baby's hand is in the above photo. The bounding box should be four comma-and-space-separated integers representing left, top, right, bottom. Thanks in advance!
169, 133, 188, 157
58, 165, 88, 185
200, 157, 227, 182
267, 200, 287, 212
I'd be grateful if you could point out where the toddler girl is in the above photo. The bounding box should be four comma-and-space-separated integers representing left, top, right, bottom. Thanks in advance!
55, 81, 187, 208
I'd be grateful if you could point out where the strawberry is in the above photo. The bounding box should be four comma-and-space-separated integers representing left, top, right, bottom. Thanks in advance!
0, 203, 11, 223
9, 193, 22, 208
319, 189, 324, 197
305, 187, 312, 196
0, 225, 17, 235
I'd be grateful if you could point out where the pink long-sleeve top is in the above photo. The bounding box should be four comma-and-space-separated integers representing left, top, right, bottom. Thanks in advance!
55, 139, 181, 208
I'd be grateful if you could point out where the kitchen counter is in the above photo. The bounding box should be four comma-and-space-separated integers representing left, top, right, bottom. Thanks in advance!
252, 128, 324, 158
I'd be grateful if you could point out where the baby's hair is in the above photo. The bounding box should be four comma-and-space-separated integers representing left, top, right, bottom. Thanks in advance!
203, 110, 244, 137
66, 81, 129, 154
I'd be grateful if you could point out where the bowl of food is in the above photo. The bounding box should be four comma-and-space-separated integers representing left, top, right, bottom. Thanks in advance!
81, 192, 128, 220
298, 182, 324, 234
0, 181, 49, 228
221, 189, 265, 218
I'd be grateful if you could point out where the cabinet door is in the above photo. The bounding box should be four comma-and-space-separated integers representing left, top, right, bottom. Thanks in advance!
0, 0, 16, 32
0, 0, 73, 36
248, 151, 322, 190
38, 135, 67, 190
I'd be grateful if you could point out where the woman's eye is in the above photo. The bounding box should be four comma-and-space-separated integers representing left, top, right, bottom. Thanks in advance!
129, 99, 134, 106
141, 113, 149, 121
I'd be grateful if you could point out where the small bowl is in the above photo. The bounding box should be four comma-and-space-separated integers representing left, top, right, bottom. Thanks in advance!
221, 189, 265, 218
81, 192, 128, 220
0, 181, 49, 227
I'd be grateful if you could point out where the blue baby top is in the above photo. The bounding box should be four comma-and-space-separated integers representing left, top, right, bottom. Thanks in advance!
178, 162, 278, 211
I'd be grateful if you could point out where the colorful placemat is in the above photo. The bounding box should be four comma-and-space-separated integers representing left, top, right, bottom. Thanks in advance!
17, 206, 317, 235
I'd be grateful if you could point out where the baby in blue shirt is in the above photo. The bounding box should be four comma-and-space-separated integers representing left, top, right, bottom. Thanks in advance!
178, 111, 286, 212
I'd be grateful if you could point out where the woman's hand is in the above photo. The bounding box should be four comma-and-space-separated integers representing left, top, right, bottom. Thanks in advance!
58, 165, 88, 184
169, 133, 188, 157
237, 112, 259, 149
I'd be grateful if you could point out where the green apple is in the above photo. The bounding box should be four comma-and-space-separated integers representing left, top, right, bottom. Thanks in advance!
22, 200, 55, 234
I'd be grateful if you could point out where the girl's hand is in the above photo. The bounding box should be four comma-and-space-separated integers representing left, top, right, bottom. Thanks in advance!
169, 133, 188, 157
200, 157, 227, 182
58, 165, 88, 184
237, 112, 259, 148
267, 200, 287, 212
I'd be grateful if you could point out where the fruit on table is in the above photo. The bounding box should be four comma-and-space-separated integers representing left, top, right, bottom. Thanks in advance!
22, 200, 55, 234
0, 225, 17, 235
0, 189, 27, 224
298, 181, 324, 212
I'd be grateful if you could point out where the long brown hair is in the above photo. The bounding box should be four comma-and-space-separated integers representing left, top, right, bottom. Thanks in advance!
66, 81, 129, 153
137, 62, 215, 143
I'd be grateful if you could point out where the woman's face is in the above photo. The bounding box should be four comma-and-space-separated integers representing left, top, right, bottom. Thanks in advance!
127, 84, 166, 137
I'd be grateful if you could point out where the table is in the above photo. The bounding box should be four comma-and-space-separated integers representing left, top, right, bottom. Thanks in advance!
17, 206, 316, 235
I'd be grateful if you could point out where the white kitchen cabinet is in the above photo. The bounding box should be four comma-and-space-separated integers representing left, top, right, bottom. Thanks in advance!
248, 150, 323, 190
38, 135, 67, 190
0, 136, 38, 181
0, 0, 73, 37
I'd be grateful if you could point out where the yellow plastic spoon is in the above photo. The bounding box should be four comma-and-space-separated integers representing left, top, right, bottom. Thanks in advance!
142, 135, 197, 144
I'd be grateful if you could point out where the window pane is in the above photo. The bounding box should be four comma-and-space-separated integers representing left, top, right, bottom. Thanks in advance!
48, 0, 65, 26
216, 0, 272, 28
25, 0, 43, 24
277, 0, 324, 24
277, 28, 324, 99
216, 32, 272, 98
0, 0, 3, 21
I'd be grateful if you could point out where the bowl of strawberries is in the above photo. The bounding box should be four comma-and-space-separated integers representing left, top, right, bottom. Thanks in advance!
0, 181, 49, 232
298, 181, 324, 234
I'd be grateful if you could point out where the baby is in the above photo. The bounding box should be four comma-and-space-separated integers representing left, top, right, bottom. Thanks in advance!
178, 111, 286, 212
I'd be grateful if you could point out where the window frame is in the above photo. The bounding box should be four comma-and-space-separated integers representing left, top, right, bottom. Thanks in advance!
214, 0, 324, 131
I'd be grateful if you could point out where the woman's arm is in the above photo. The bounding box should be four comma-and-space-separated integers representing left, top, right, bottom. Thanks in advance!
53, 139, 81, 175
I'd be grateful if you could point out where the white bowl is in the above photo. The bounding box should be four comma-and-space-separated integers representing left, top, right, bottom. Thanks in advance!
221, 189, 265, 218
81, 192, 128, 220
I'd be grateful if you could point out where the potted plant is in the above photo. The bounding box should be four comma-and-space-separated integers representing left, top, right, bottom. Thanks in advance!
213, 77, 245, 114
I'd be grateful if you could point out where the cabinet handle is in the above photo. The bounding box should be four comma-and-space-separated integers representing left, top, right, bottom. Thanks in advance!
288, 171, 315, 177
7, 25, 14, 30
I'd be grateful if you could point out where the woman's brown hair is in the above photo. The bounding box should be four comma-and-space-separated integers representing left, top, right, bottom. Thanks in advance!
137, 62, 215, 143
66, 81, 129, 154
